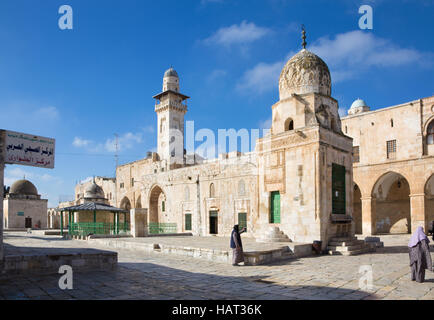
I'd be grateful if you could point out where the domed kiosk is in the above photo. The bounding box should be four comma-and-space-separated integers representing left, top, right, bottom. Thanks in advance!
57, 178, 128, 237
3, 179, 47, 229
255, 28, 368, 254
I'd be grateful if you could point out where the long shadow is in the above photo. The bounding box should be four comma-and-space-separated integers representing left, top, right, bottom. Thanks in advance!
0, 260, 377, 300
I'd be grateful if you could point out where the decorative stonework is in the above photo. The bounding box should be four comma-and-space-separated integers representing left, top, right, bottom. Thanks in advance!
279, 49, 331, 100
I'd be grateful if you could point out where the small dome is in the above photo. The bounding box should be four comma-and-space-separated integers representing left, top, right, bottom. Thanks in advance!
84, 181, 105, 199
10, 179, 38, 196
279, 49, 331, 100
164, 67, 178, 78
348, 98, 370, 115
350, 99, 367, 109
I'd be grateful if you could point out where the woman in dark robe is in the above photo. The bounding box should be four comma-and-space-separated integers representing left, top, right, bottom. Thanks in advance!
409, 226, 433, 283
230, 225, 246, 266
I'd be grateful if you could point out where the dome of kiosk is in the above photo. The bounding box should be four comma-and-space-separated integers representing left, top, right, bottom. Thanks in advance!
84, 180, 105, 200
279, 49, 331, 100
10, 179, 38, 196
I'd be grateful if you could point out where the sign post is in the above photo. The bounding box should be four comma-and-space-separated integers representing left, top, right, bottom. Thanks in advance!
0, 129, 55, 264
0, 130, 5, 262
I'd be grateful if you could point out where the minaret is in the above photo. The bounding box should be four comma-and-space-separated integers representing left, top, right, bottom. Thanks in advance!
153, 67, 189, 169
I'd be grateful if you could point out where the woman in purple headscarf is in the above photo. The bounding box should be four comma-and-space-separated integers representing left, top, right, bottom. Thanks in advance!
408, 226, 433, 283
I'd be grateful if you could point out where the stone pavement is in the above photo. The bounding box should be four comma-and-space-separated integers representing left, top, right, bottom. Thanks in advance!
0, 232, 433, 300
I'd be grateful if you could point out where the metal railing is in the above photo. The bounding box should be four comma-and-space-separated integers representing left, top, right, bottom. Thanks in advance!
148, 223, 177, 234
70, 222, 130, 237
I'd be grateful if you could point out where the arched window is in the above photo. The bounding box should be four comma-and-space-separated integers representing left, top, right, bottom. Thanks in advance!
209, 183, 215, 198
284, 118, 294, 131
427, 121, 434, 145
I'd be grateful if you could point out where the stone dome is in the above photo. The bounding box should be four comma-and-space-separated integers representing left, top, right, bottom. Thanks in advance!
350, 99, 367, 109
10, 179, 38, 196
164, 67, 178, 78
279, 49, 331, 100
84, 181, 105, 199
348, 98, 370, 115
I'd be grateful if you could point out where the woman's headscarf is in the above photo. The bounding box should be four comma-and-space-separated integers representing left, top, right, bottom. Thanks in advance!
408, 226, 429, 248
233, 225, 239, 233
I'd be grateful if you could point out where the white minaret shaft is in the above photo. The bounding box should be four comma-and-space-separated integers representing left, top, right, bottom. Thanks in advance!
153, 68, 189, 169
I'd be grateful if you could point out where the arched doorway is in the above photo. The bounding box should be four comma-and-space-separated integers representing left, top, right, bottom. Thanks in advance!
353, 184, 362, 234
425, 174, 434, 229
372, 172, 411, 234
120, 197, 131, 211
149, 186, 165, 224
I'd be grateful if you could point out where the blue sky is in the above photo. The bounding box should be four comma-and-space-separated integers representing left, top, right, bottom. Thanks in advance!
0, 0, 433, 207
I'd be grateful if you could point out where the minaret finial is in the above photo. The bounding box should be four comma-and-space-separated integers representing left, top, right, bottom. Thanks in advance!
301, 25, 307, 49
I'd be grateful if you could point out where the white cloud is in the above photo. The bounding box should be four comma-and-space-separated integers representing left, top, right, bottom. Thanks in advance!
104, 132, 143, 152
309, 30, 429, 82
72, 137, 92, 147
237, 30, 431, 94
204, 21, 271, 47
72, 132, 143, 153
236, 61, 284, 94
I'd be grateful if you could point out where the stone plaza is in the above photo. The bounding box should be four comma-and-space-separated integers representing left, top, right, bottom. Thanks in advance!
0, 232, 433, 300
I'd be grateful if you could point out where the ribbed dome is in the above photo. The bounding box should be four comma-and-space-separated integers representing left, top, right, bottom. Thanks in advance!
279, 49, 331, 100
10, 179, 38, 196
164, 67, 178, 78
84, 181, 105, 199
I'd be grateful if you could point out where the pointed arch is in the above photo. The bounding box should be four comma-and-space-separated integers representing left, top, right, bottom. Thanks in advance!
371, 171, 411, 234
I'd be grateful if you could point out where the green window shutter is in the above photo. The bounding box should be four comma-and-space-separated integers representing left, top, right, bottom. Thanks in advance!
238, 212, 247, 231
332, 163, 346, 214
270, 191, 281, 223
185, 214, 192, 231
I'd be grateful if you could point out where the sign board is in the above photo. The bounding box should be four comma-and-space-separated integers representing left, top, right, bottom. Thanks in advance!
17, 212, 24, 216
3, 130, 55, 168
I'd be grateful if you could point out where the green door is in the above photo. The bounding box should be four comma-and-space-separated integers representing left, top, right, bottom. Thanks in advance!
332, 163, 346, 214
270, 191, 281, 223
238, 212, 247, 231
185, 213, 192, 231
209, 211, 218, 234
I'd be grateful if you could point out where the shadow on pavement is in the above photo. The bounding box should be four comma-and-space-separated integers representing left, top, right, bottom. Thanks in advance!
0, 261, 377, 300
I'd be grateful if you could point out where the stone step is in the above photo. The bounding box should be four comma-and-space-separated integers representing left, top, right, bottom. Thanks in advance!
328, 240, 365, 247
328, 246, 373, 256
327, 244, 364, 252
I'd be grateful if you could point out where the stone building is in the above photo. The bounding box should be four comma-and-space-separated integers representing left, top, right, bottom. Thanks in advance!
65, 39, 367, 251
342, 96, 434, 235
4, 179, 48, 229
67, 38, 434, 247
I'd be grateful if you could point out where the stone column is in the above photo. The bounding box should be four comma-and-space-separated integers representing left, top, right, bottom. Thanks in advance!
410, 193, 426, 233
0, 130, 5, 261
130, 208, 148, 237
361, 197, 376, 235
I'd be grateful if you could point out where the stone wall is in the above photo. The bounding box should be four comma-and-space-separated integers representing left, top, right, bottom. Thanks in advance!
4, 198, 48, 229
